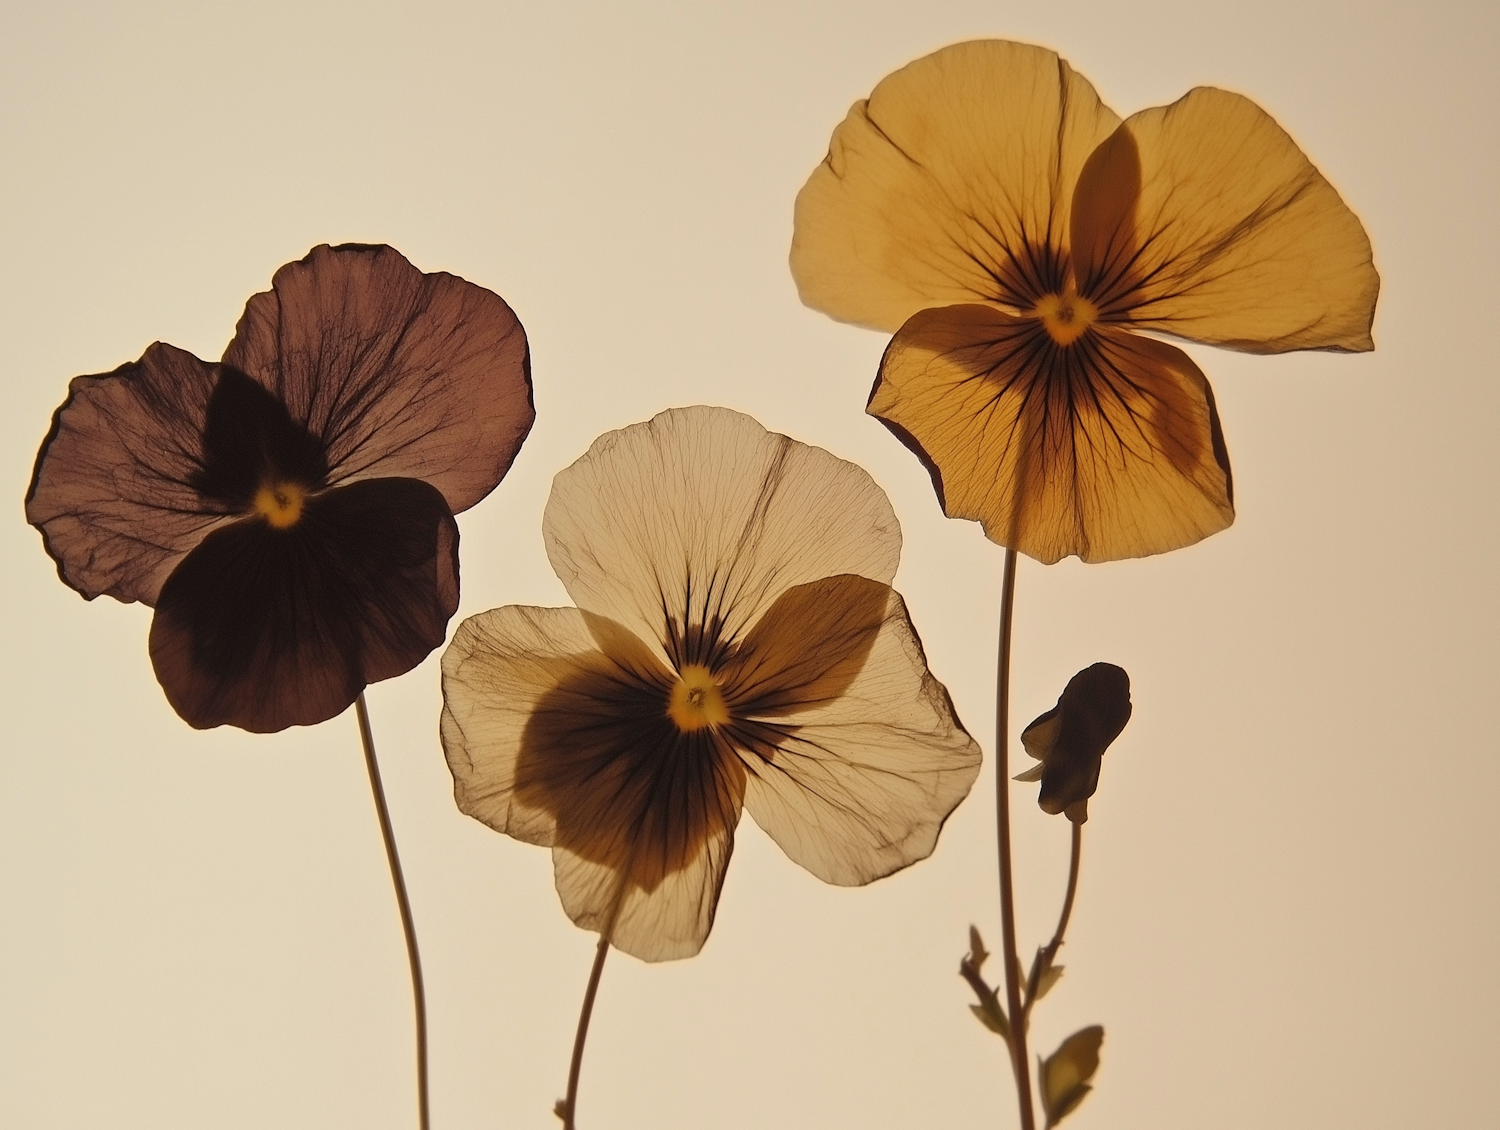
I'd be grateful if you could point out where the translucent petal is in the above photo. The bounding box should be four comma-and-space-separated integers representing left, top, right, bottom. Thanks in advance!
150, 477, 458, 731
1087, 89, 1378, 352
791, 40, 1120, 331
543, 406, 900, 663
732, 582, 981, 886
26, 343, 234, 605
443, 605, 666, 847
552, 821, 737, 963
223, 243, 534, 512
440, 604, 747, 962
869, 306, 1234, 563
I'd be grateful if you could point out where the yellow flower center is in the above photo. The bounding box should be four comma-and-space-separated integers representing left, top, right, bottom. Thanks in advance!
667, 664, 729, 732
253, 481, 307, 528
1033, 292, 1098, 347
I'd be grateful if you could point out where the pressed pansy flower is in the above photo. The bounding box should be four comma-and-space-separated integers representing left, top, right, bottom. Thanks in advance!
791, 39, 1379, 563
27, 243, 533, 732
441, 406, 982, 962
1015, 663, 1132, 823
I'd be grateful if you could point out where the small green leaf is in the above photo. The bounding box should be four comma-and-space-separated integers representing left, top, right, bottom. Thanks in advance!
1040, 1025, 1104, 1128
1036, 964, 1065, 1001
968, 987, 1012, 1043
968, 925, 989, 971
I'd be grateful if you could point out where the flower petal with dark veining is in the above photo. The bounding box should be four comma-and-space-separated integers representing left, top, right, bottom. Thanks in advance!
869, 304, 1233, 563
223, 243, 534, 514
149, 477, 458, 732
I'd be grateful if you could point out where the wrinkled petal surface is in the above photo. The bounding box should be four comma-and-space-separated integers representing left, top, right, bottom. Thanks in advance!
149, 477, 458, 731
726, 577, 981, 885
1092, 89, 1378, 352
440, 604, 746, 962
792, 39, 1120, 331
223, 243, 534, 513
543, 406, 901, 663
870, 305, 1234, 562
26, 343, 235, 604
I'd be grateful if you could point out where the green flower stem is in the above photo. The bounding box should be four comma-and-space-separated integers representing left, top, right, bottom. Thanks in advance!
994, 547, 1036, 1130
563, 934, 612, 1130
1025, 820, 1082, 1016
355, 693, 429, 1130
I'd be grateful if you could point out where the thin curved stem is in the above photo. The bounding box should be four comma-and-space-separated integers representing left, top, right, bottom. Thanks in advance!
1025, 820, 1083, 1016
562, 934, 611, 1130
355, 693, 429, 1130
994, 547, 1035, 1130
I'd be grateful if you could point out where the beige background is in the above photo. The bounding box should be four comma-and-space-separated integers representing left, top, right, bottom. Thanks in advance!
2, 2, 1495, 1127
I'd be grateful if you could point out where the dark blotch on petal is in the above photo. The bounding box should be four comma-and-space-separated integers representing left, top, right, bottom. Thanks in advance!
1021, 662, 1132, 822
515, 660, 746, 893
190, 367, 328, 506
149, 477, 459, 732
719, 573, 889, 718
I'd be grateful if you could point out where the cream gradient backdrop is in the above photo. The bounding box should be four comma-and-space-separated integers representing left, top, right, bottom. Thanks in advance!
2, 2, 1495, 1128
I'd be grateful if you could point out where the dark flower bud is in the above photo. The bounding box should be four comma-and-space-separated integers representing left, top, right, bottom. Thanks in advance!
1014, 663, 1131, 823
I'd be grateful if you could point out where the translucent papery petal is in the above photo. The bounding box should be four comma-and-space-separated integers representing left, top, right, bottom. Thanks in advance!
552, 821, 737, 963
734, 585, 980, 886
441, 605, 673, 848
149, 477, 459, 732
223, 243, 534, 513
543, 406, 901, 664
26, 343, 235, 605
791, 39, 1121, 331
440, 603, 747, 962
1093, 88, 1378, 352
869, 306, 1234, 564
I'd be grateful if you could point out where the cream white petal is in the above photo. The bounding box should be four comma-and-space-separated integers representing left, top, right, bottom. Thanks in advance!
731, 583, 981, 886
543, 406, 901, 663
552, 820, 738, 963
441, 605, 616, 846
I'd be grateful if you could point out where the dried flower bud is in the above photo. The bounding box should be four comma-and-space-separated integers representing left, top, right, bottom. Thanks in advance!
1015, 663, 1131, 823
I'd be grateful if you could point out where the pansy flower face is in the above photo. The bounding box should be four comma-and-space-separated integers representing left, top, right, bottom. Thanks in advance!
440, 407, 981, 961
792, 40, 1379, 563
27, 243, 533, 732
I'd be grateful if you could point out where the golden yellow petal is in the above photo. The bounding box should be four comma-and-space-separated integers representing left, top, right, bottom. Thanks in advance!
543, 406, 900, 663
1095, 88, 1378, 352
791, 40, 1121, 331
869, 306, 1234, 563
733, 584, 982, 886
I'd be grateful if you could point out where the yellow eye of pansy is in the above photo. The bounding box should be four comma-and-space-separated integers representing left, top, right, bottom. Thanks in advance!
1033, 292, 1098, 347
667, 664, 729, 732
253, 482, 307, 528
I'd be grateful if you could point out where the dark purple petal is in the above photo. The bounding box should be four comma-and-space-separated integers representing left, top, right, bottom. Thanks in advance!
223, 243, 534, 514
148, 477, 459, 732
1020, 662, 1132, 822
191, 367, 327, 507
26, 343, 232, 605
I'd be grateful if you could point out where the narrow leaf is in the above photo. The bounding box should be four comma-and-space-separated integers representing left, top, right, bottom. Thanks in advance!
968, 925, 990, 971
1036, 964, 1065, 1001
